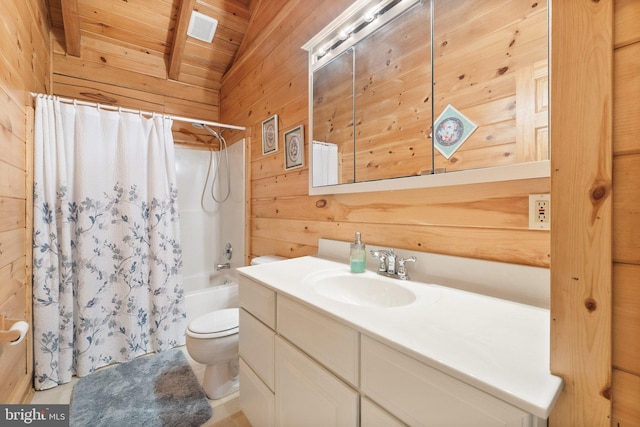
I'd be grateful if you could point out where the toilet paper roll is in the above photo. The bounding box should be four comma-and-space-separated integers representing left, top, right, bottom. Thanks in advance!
9, 321, 29, 346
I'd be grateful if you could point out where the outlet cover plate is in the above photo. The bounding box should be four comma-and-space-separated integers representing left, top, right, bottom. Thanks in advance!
529, 194, 551, 230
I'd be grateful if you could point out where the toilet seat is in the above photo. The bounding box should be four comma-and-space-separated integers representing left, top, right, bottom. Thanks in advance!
187, 308, 239, 339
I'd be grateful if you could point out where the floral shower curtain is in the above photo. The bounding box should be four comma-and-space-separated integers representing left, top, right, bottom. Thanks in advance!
32, 96, 186, 390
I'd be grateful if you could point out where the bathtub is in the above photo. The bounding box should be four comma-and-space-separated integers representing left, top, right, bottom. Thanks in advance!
184, 270, 239, 324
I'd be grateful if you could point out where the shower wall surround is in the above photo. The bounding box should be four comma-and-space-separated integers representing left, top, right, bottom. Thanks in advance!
174, 142, 245, 294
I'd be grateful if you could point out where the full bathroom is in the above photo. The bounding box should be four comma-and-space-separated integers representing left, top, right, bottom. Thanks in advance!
0, 0, 636, 426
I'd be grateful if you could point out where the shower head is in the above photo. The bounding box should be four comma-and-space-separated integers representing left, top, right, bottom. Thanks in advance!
192, 122, 220, 138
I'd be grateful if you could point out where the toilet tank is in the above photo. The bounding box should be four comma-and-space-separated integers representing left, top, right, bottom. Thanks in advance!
251, 255, 286, 265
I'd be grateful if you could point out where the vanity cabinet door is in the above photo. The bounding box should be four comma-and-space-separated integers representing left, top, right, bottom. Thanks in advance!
277, 295, 359, 386
239, 308, 275, 390
275, 336, 358, 427
361, 398, 407, 427
361, 336, 533, 427
240, 358, 275, 427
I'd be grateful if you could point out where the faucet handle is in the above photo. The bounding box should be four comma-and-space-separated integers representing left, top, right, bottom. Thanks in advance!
396, 256, 416, 280
398, 256, 416, 265
370, 250, 387, 272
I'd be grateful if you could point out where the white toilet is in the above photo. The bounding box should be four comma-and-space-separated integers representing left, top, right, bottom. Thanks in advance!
185, 255, 285, 399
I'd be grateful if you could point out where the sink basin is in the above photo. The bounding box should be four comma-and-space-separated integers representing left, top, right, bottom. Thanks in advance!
305, 270, 417, 308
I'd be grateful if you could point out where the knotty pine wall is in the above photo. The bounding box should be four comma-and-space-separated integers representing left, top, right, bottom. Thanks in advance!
221, 0, 636, 425
220, 0, 551, 269
0, 0, 634, 422
612, 0, 640, 425
0, 0, 50, 404
48, 1, 224, 148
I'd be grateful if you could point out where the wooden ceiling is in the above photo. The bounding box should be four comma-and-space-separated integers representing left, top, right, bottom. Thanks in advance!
47, 0, 256, 93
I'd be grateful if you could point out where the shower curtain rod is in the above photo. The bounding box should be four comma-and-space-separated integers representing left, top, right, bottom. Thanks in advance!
30, 93, 246, 131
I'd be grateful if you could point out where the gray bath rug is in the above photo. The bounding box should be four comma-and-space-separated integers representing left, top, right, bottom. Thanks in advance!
70, 348, 212, 427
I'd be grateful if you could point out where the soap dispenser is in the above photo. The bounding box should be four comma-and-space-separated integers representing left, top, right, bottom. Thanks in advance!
350, 232, 366, 273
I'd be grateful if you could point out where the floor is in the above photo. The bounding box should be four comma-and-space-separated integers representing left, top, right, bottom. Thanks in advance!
29, 346, 251, 427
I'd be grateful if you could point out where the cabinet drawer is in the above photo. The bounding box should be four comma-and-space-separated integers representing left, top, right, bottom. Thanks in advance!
240, 358, 275, 427
275, 336, 358, 427
277, 296, 359, 386
361, 336, 532, 427
239, 275, 276, 329
239, 308, 275, 391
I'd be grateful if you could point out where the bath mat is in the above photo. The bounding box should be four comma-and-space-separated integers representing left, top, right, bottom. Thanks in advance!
70, 348, 212, 427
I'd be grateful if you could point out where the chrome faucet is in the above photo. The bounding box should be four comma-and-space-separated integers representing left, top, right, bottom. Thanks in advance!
216, 262, 231, 271
370, 249, 416, 280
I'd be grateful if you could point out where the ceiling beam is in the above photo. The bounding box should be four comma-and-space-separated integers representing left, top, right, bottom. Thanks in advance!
168, 0, 196, 81
60, 0, 81, 57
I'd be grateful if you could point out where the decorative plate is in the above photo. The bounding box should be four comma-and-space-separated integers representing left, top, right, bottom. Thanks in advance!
433, 104, 478, 159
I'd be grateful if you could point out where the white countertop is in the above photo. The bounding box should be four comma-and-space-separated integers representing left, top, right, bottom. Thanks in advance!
238, 255, 563, 419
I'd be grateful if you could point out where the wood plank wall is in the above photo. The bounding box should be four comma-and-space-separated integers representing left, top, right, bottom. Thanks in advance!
0, 0, 50, 404
550, 1, 612, 425
221, 0, 551, 267
48, 0, 228, 148
221, 0, 636, 425
0, 0, 632, 422
612, 0, 640, 425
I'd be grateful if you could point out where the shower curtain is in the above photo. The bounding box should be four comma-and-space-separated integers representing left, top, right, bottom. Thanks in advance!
32, 96, 186, 390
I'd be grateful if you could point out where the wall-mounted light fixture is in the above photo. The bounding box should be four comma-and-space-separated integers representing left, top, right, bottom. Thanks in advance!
304, 0, 417, 67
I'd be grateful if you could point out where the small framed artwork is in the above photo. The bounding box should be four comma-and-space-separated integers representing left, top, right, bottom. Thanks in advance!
262, 114, 278, 155
433, 104, 477, 159
284, 125, 305, 170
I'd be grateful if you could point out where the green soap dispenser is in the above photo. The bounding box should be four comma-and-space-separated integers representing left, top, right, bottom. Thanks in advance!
350, 232, 366, 273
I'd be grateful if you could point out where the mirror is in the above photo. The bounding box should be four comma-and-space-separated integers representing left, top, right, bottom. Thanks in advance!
305, 0, 549, 192
432, 0, 549, 173
313, 49, 354, 185
354, 1, 432, 182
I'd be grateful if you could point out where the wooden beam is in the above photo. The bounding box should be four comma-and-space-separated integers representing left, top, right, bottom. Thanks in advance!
60, 0, 81, 57
550, 0, 613, 426
168, 0, 195, 81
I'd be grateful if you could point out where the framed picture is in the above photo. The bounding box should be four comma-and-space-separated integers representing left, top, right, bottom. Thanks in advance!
284, 125, 305, 170
262, 114, 278, 155
432, 104, 477, 159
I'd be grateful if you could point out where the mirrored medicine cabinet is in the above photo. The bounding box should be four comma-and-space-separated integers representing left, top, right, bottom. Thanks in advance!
303, 0, 550, 195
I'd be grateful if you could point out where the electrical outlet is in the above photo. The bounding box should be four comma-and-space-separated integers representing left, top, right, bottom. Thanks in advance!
529, 194, 550, 230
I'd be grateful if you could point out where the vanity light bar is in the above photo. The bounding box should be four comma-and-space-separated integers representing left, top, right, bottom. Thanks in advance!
304, 0, 419, 69
315, 0, 405, 61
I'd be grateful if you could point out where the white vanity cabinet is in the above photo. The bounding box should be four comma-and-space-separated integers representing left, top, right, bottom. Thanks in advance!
238, 272, 548, 427
277, 295, 359, 386
240, 275, 361, 426
361, 336, 534, 427
275, 336, 358, 426
239, 275, 276, 427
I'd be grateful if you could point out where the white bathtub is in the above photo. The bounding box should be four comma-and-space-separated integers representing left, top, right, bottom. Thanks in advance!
184, 271, 239, 324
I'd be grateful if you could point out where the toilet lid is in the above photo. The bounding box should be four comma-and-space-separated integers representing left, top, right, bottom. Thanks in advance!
187, 308, 239, 338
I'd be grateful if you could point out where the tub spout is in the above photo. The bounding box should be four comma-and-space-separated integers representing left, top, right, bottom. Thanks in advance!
216, 263, 231, 271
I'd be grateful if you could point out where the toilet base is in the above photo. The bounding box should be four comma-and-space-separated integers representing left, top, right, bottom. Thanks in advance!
203, 357, 240, 400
